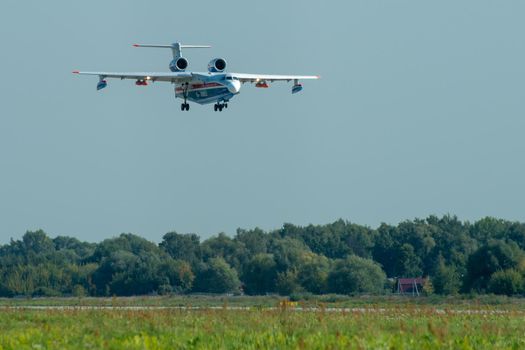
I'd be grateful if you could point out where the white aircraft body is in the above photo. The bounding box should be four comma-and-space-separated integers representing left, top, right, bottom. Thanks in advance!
74, 42, 319, 111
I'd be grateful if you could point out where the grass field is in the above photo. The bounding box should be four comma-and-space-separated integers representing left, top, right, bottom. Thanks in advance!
1, 296, 525, 349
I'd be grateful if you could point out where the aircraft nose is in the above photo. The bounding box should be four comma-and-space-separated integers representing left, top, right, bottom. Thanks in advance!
225, 80, 241, 93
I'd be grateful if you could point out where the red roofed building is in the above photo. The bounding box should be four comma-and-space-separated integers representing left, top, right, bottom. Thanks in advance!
396, 277, 427, 296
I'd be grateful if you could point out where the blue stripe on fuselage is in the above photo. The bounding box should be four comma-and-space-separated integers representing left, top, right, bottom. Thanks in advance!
177, 87, 234, 105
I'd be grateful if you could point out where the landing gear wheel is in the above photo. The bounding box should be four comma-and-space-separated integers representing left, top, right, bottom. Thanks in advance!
224, 103, 228, 109
218, 105, 223, 112
214, 104, 218, 112
181, 103, 185, 111
185, 103, 190, 111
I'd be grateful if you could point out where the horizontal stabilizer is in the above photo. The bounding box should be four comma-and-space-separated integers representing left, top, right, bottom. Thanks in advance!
133, 44, 211, 49
132, 42, 210, 59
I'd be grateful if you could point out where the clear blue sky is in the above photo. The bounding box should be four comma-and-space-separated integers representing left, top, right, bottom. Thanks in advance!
0, 1, 524, 243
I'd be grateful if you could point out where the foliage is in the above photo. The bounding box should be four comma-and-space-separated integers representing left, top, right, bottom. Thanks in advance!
241, 253, 278, 295
275, 269, 303, 295
160, 232, 201, 267
464, 240, 524, 292
488, 269, 524, 296
327, 255, 386, 294
2, 216, 525, 297
296, 253, 330, 294
193, 257, 240, 294
432, 261, 461, 295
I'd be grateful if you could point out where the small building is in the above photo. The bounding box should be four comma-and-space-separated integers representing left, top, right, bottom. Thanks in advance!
395, 277, 427, 296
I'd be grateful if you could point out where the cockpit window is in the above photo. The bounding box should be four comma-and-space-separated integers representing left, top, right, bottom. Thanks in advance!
225, 76, 233, 80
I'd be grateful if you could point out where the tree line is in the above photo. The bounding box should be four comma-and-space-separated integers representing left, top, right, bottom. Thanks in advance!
1, 215, 525, 297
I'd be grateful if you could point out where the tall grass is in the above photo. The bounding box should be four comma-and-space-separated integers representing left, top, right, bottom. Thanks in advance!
0, 305, 524, 349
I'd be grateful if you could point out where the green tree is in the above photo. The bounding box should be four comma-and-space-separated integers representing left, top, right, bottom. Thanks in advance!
396, 243, 423, 277
471, 217, 510, 243
275, 270, 303, 295
432, 261, 461, 295
193, 258, 240, 294
372, 224, 398, 277
508, 223, 525, 250
72, 284, 86, 297
281, 220, 374, 259
465, 240, 524, 292
297, 253, 330, 294
268, 237, 310, 272
160, 232, 201, 267
327, 255, 386, 294
52, 236, 96, 261
242, 254, 278, 295
159, 259, 194, 293
22, 230, 54, 255
3, 215, 525, 298
91, 233, 161, 263
200, 233, 246, 271
488, 269, 524, 296
235, 228, 268, 255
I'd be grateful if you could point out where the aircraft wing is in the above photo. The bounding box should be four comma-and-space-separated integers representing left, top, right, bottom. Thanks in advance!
72, 71, 193, 83
231, 73, 320, 83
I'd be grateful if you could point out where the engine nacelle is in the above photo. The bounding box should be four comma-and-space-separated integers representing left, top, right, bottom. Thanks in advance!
169, 57, 189, 72
208, 58, 227, 73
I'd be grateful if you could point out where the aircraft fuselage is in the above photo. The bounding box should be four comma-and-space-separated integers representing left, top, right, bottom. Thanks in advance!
175, 73, 241, 105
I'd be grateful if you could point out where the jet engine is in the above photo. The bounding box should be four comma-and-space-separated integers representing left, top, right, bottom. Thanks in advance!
169, 57, 189, 72
208, 58, 227, 73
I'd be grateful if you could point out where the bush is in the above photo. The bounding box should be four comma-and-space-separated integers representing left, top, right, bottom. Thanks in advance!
72, 284, 86, 297
488, 269, 524, 296
32, 287, 61, 297
241, 254, 278, 295
289, 292, 314, 302
276, 270, 303, 295
193, 258, 240, 294
432, 264, 461, 295
318, 294, 353, 303
327, 255, 386, 294
158, 284, 173, 296
465, 240, 524, 292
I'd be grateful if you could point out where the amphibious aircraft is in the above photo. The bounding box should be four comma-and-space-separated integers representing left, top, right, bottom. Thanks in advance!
73, 42, 319, 111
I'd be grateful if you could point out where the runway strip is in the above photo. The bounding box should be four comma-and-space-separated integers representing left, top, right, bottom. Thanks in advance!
2, 305, 521, 315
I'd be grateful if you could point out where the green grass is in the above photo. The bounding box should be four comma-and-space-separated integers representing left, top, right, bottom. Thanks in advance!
1, 302, 525, 349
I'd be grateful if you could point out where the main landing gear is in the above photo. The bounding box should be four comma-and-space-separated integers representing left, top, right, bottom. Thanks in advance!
214, 103, 228, 112
180, 82, 190, 111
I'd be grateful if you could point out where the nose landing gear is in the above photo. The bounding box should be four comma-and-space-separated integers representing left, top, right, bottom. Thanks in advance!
181, 103, 190, 111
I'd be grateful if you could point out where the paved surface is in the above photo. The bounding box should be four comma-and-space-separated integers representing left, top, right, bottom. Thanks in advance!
2, 305, 521, 315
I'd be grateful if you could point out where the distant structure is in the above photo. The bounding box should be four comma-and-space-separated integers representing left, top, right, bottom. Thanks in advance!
396, 278, 427, 296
